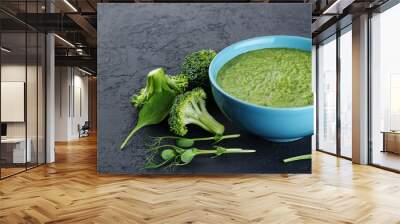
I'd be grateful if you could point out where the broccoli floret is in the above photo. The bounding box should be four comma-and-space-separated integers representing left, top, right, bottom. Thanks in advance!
181, 49, 217, 89
168, 74, 188, 93
168, 88, 224, 136
131, 68, 188, 108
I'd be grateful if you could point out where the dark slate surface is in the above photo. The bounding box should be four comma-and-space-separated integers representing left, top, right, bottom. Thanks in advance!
97, 3, 312, 174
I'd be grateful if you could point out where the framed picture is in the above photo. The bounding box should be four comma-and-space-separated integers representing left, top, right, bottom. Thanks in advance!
98, 3, 313, 174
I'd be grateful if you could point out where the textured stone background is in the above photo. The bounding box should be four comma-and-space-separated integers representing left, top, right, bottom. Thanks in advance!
98, 3, 311, 174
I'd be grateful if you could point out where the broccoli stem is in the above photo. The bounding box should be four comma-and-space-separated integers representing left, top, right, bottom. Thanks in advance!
179, 147, 255, 164
197, 98, 224, 135
197, 112, 225, 135
283, 154, 312, 163
184, 97, 224, 135
192, 134, 240, 141
197, 148, 256, 154
166, 77, 181, 92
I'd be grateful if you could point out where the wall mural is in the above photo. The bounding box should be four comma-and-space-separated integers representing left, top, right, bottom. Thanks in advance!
98, 3, 313, 174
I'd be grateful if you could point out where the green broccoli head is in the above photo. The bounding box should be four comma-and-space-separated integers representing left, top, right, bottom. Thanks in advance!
181, 49, 217, 89
168, 74, 189, 93
131, 68, 188, 108
168, 87, 225, 136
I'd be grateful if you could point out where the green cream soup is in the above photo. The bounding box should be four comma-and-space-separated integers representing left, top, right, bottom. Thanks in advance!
216, 48, 313, 108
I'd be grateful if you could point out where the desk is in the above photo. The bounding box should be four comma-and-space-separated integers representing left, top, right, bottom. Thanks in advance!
1, 138, 31, 163
382, 131, 400, 154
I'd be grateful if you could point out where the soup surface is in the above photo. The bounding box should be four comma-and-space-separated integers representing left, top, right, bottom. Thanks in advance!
217, 48, 312, 108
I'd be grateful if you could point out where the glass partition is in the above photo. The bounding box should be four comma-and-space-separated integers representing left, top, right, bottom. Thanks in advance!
370, 3, 400, 171
317, 35, 337, 154
1, 30, 28, 177
27, 30, 38, 169
0, 2, 46, 179
339, 27, 352, 158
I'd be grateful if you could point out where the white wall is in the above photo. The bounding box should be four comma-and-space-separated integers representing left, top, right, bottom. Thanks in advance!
1, 65, 41, 137
1, 63, 46, 164
1, 65, 27, 140
71, 73, 89, 138
55, 67, 70, 141
55, 67, 89, 141
1, 82, 25, 122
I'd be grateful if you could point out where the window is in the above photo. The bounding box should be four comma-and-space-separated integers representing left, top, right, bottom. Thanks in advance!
339, 27, 352, 158
370, 3, 400, 171
316, 24, 353, 159
317, 36, 337, 154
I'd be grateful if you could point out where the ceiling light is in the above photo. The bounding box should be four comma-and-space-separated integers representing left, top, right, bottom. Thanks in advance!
323, 0, 341, 14
1, 47, 11, 53
78, 67, 93, 76
54, 34, 75, 48
322, 0, 350, 15
63, 0, 78, 12
76, 48, 85, 55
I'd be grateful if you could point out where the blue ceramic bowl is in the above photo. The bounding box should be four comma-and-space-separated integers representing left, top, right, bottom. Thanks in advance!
209, 35, 314, 142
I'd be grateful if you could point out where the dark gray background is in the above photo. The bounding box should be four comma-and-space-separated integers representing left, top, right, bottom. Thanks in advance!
98, 3, 311, 174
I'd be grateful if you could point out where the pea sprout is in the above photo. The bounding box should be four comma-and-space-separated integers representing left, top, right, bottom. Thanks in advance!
144, 145, 255, 169
283, 154, 312, 163
146, 134, 240, 148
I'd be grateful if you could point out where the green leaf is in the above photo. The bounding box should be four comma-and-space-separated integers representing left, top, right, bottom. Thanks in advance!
120, 89, 176, 150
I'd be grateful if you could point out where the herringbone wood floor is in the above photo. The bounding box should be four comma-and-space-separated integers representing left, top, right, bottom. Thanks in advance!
1, 134, 400, 224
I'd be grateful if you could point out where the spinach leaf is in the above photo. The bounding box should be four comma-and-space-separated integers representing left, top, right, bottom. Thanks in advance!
120, 89, 176, 150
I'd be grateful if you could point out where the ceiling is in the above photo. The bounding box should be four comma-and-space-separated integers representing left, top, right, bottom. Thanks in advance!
0, 0, 390, 74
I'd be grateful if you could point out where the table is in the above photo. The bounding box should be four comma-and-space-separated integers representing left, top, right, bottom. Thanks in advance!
1, 138, 31, 163
381, 131, 400, 154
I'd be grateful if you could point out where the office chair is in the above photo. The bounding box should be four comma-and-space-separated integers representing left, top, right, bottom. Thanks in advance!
79, 121, 90, 138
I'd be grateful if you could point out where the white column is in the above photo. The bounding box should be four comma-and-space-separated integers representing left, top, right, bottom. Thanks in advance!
45, 1, 55, 163
352, 14, 369, 164
312, 45, 317, 151
46, 33, 55, 163
45, 33, 55, 163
